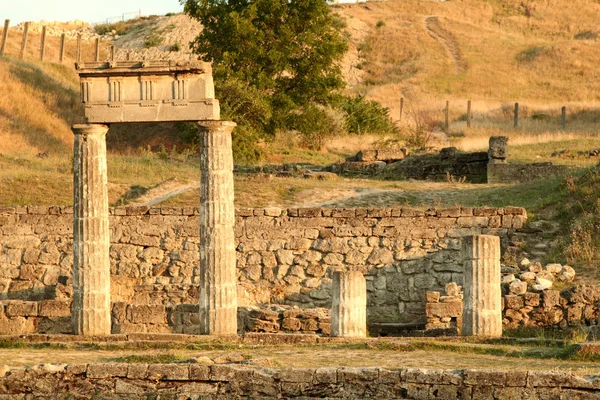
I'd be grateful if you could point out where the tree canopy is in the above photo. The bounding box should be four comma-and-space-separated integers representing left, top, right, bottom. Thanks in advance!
183, 0, 395, 162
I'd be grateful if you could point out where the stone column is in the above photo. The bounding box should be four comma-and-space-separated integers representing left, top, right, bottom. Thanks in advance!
72, 124, 111, 336
488, 136, 508, 164
462, 235, 502, 337
198, 121, 238, 335
331, 271, 367, 338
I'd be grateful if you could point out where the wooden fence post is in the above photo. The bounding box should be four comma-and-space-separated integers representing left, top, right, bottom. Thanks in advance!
467, 100, 472, 128
39, 26, 46, 61
0, 19, 9, 57
59, 33, 65, 63
514, 102, 519, 129
19, 22, 29, 59
76, 33, 81, 63
399, 97, 404, 123
94, 38, 100, 62
445, 100, 450, 133
561, 106, 566, 130
110, 45, 115, 61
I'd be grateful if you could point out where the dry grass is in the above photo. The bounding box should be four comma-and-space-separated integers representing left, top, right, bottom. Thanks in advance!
337, 0, 600, 123
0, 341, 599, 373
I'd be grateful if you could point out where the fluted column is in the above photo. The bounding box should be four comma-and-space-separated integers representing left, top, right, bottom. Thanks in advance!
198, 121, 237, 335
331, 271, 367, 337
462, 235, 502, 337
72, 124, 111, 336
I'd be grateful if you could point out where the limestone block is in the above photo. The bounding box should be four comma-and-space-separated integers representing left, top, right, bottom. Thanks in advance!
331, 271, 366, 337
462, 235, 502, 337
488, 136, 508, 162
5, 301, 37, 317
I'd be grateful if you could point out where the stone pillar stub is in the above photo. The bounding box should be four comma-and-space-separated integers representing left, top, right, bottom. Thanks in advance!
331, 271, 367, 338
71, 124, 111, 336
198, 120, 238, 335
462, 235, 502, 337
488, 136, 508, 164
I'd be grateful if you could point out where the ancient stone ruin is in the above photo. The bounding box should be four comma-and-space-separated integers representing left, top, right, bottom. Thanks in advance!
71, 60, 236, 336
340, 136, 568, 184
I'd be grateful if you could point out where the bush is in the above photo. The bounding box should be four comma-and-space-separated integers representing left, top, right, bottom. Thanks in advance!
574, 30, 598, 40
401, 110, 438, 149
341, 94, 397, 135
169, 42, 181, 52
144, 34, 163, 48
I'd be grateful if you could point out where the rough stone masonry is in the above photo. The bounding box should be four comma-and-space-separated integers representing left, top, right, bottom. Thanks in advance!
0, 206, 525, 334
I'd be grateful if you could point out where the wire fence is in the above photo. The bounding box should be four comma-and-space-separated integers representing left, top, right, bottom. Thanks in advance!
92, 10, 142, 26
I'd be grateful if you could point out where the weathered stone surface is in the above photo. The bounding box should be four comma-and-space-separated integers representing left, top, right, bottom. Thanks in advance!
71, 124, 111, 336
488, 136, 508, 162
76, 61, 219, 124
198, 121, 238, 335
462, 235, 502, 337
0, 205, 528, 330
331, 271, 366, 338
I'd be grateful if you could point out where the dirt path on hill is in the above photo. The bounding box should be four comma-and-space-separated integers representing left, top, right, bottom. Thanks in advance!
424, 16, 466, 74
128, 178, 199, 207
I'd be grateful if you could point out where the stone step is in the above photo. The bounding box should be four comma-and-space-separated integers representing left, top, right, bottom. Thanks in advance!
368, 322, 426, 337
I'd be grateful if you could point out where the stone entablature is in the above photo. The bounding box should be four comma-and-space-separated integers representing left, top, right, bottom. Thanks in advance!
75, 60, 219, 123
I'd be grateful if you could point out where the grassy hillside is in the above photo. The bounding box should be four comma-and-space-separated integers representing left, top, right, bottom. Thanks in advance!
338, 0, 600, 114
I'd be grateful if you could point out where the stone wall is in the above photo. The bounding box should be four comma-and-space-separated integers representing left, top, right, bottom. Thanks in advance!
487, 162, 568, 184
343, 150, 489, 183
1, 362, 599, 399
0, 205, 526, 334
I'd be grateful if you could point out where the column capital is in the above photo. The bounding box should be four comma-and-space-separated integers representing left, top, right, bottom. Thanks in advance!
71, 124, 109, 136
197, 120, 236, 133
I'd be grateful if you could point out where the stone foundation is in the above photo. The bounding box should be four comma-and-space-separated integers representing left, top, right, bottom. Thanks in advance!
0, 363, 599, 399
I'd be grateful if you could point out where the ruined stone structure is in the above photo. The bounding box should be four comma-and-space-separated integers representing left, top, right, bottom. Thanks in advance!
0, 206, 526, 334
331, 271, 366, 337
340, 136, 568, 184
462, 235, 502, 337
71, 60, 235, 336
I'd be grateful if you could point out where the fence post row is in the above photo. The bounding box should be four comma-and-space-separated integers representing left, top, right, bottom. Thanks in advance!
19, 21, 29, 59
467, 100, 472, 128
95, 38, 100, 62
76, 33, 82, 63
59, 33, 66, 63
0, 19, 9, 57
399, 97, 404, 123
444, 100, 449, 133
39, 25, 46, 61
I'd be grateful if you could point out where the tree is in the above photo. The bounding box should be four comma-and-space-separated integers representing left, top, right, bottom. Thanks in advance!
182, 0, 349, 159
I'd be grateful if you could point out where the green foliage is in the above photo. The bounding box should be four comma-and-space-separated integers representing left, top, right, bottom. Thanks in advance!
516, 45, 548, 63
169, 42, 182, 52
341, 94, 397, 135
182, 0, 349, 158
376, 20, 386, 28
574, 30, 598, 40
286, 104, 339, 150
144, 34, 164, 48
